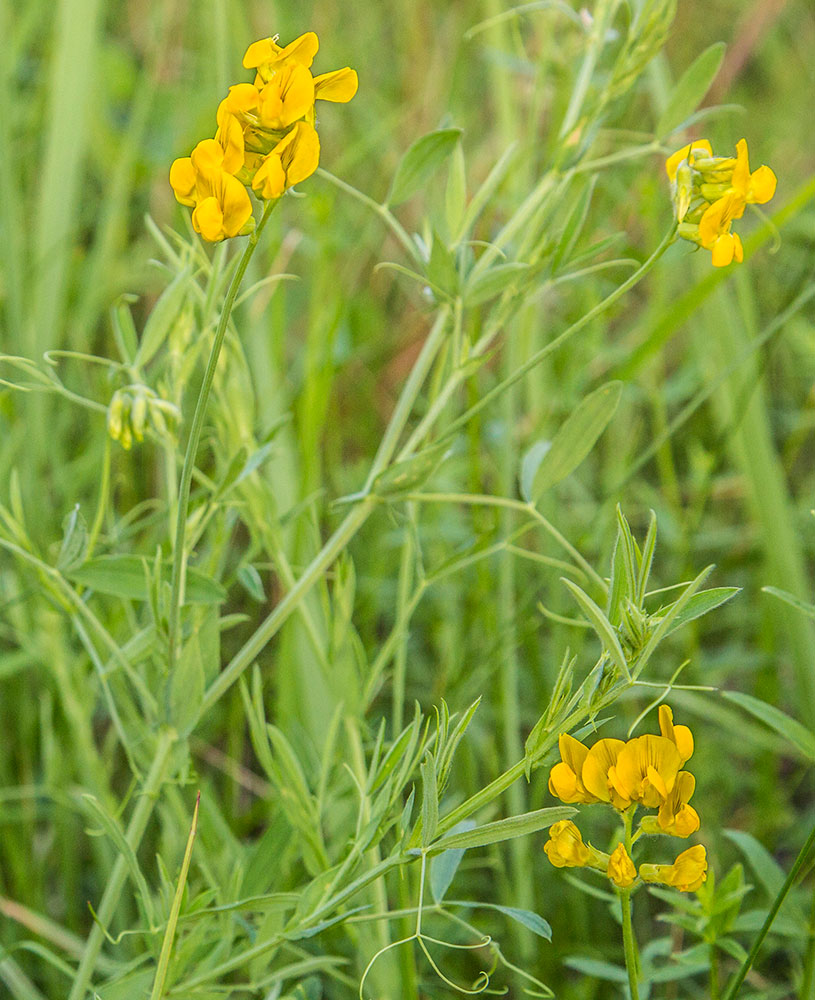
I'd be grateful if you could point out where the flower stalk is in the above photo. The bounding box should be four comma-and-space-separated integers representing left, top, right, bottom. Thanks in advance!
167, 198, 278, 675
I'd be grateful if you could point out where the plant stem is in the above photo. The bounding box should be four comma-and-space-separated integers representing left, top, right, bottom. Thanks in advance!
722, 821, 815, 1000
166, 201, 277, 674
620, 888, 640, 1000
68, 728, 176, 1000
200, 307, 451, 713
620, 806, 640, 1000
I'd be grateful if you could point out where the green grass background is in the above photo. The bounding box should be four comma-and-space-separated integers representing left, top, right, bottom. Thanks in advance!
1, 0, 815, 997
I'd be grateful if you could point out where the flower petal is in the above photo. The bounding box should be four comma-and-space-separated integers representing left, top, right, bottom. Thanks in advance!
314, 67, 359, 103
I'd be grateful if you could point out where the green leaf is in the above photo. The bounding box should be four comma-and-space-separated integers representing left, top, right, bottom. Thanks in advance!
562, 578, 631, 680
57, 504, 88, 573
520, 440, 551, 503
723, 829, 785, 899
69, 555, 226, 604
721, 691, 815, 761
532, 382, 623, 497
237, 564, 266, 603
82, 794, 155, 925
762, 586, 815, 620
563, 957, 627, 983
445, 140, 467, 239
387, 128, 463, 206
657, 42, 726, 137
430, 821, 474, 903
451, 900, 552, 940
421, 753, 439, 848
662, 586, 740, 635
427, 229, 458, 297
429, 805, 574, 854
372, 443, 448, 498
169, 630, 205, 736
463, 261, 531, 307
134, 267, 191, 368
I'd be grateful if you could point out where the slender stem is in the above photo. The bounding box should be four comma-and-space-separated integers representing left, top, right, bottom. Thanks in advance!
721, 822, 815, 1000
200, 307, 451, 714
800, 876, 815, 1000
363, 307, 450, 491
68, 728, 176, 1000
401, 491, 607, 593
620, 806, 640, 1000
167, 201, 277, 673
620, 888, 640, 1000
316, 167, 421, 267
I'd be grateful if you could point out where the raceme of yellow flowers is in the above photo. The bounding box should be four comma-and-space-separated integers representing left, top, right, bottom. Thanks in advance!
544, 706, 708, 892
666, 138, 776, 267
170, 33, 358, 242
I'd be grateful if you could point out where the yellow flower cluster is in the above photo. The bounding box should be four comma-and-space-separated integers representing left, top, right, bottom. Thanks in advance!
666, 138, 776, 267
170, 33, 358, 242
544, 706, 708, 892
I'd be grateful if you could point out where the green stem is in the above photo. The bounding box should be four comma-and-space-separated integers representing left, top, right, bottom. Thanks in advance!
68, 728, 176, 1000
800, 875, 815, 1000
620, 888, 640, 1000
166, 201, 277, 673
199, 307, 451, 714
620, 806, 640, 1000
721, 821, 815, 1000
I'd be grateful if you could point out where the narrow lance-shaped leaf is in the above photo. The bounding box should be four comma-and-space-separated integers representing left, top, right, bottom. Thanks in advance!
428, 805, 575, 854
657, 42, 726, 138
721, 690, 815, 762
387, 128, 463, 206
562, 578, 631, 681
531, 382, 623, 498
421, 753, 439, 848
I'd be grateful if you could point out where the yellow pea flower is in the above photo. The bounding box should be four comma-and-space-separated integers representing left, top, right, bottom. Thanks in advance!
257, 63, 316, 132
252, 121, 321, 200
243, 32, 320, 81
607, 843, 637, 888
582, 738, 632, 810
730, 138, 777, 215
639, 770, 700, 838
313, 67, 359, 103
169, 139, 254, 242
640, 844, 708, 892
612, 735, 682, 808
548, 733, 599, 805
664, 139, 712, 183
658, 705, 693, 765
544, 820, 593, 868
666, 137, 776, 266
698, 192, 744, 267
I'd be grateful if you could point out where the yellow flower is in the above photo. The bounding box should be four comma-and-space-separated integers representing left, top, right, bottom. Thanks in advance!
548, 733, 599, 805
730, 138, 777, 215
698, 193, 744, 267
544, 820, 593, 868
640, 844, 708, 892
658, 705, 693, 765
664, 139, 712, 183
169, 139, 254, 242
256, 64, 316, 132
607, 843, 637, 888
243, 33, 358, 108
252, 121, 320, 200
243, 32, 320, 80
612, 735, 682, 808
657, 771, 700, 837
666, 137, 776, 266
582, 738, 632, 810
639, 770, 700, 838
